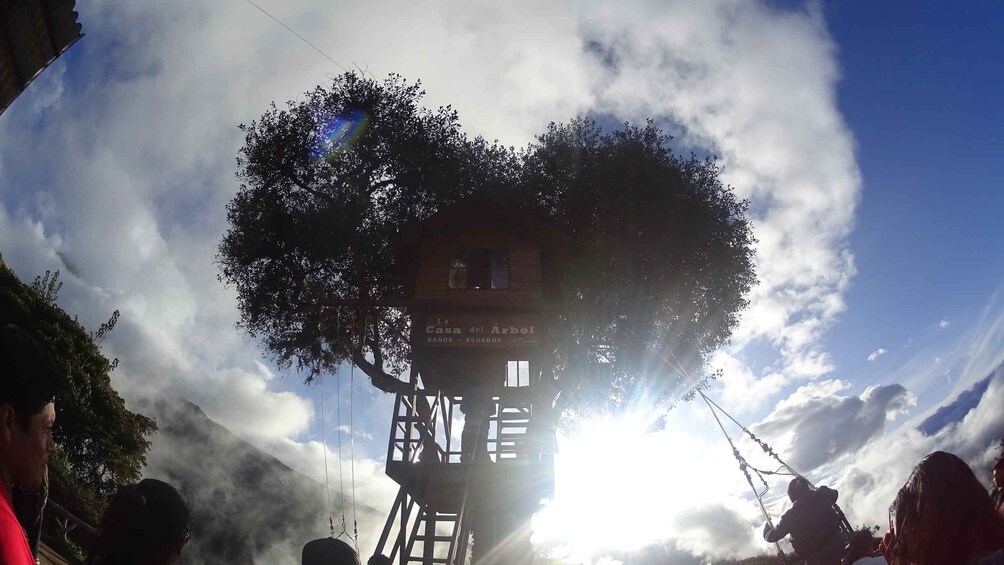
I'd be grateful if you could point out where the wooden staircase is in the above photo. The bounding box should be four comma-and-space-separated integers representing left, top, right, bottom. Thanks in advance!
373, 387, 553, 565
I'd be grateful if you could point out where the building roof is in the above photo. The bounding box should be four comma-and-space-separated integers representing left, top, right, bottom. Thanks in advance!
0, 0, 83, 115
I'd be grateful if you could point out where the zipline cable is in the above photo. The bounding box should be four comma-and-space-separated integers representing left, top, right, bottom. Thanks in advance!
240, 0, 348, 72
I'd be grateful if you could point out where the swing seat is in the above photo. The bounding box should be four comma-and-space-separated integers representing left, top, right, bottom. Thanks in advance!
302, 537, 360, 565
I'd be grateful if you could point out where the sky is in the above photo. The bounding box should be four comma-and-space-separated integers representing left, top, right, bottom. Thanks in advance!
1, 1, 1002, 563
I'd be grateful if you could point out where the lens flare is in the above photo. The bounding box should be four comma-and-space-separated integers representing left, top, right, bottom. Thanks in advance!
311, 109, 369, 161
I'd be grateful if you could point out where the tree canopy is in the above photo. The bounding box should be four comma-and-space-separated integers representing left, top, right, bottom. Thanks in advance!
0, 259, 156, 523
219, 72, 756, 413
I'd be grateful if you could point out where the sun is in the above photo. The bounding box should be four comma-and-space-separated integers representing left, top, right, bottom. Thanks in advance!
532, 412, 706, 558
531, 405, 766, 562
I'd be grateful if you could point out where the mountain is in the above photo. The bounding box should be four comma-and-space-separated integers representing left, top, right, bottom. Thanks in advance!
918, 363, 1002, 436
135, 396, 382, 565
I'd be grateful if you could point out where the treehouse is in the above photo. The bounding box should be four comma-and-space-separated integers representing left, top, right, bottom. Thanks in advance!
372, 197, 567, 565
398, 196, 567, 396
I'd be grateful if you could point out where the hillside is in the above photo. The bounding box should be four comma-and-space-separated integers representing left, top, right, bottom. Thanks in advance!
135, 396, 382, 565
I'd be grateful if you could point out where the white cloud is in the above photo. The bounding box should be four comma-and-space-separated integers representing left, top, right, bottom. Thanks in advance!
939, 319, 950, 329
754, 379, 915, 472
580, 2, 860, 402
867, 348, 887, 362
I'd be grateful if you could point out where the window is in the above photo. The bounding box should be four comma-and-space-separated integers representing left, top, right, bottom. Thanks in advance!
449, 248, 508, 289
506, 360, 530, 387
449, 250, 469, 289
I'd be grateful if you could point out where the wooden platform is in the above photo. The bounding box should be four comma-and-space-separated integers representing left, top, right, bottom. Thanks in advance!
39, 542, 75, 565
386, 459, 552, 513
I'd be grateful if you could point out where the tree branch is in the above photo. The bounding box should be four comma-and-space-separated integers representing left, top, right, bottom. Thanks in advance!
365, 176, 398, 197
351, 350, 410, 394
286, 169, 338, 206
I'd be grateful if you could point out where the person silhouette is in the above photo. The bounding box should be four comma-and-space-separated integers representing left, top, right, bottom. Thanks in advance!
992, 455, 1004, 520
302, 537, 360, 565
880, 451, 1004, 565
0, 324, 60, 565
87, 478, 191, 565
763, 477, 845, 565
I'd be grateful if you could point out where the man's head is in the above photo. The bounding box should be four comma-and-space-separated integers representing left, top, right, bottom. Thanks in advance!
92, 478, 191, 565
302, 537, 359, 565
787, 476, 811, 503
0, 324, 61, 489
994, 456, 1004, 491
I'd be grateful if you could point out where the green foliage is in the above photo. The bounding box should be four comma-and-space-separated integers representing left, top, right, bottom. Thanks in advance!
220, 72, 516, 392
42, 529, 87, 564
0, 258, 156, 523
517, 118, 756, 410
219, 72, 756, 412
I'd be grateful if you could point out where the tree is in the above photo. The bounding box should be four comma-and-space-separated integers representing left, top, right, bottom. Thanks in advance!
516, 118, 756, 411
219, 72, 756, 413
0, 259, 156, 524
219, 72, 516, 393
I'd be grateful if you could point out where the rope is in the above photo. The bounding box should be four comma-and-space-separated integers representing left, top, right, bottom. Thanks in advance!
700, 391, 786, 559
329, 307, 361, 548
335, 358, 348, 540
700, 394, 797, 475
347, 313, 362, 549
319, 365, 336, 537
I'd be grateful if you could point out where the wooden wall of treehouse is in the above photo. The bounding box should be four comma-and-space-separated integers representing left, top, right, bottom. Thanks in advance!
412, 224, 543, 304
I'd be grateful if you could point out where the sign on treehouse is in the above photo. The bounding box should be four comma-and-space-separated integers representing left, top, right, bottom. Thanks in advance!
421, 312, 539, 347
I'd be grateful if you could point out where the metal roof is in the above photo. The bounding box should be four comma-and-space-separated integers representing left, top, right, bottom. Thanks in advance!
0, 0, 82, 115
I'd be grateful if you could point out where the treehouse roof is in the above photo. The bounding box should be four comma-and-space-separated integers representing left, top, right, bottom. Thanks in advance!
0, 0, 84, 115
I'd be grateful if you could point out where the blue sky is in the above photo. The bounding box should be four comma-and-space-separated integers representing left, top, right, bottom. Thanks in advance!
1, 1, 1002, 563
823, 1, 1004, 391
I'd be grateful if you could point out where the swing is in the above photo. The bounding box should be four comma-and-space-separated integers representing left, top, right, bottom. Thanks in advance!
648, 345, 854, 563
697, 390, 855, 562
302, 307, 363, 564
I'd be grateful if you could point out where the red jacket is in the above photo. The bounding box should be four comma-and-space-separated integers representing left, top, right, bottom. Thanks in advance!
0, 481, 35, 565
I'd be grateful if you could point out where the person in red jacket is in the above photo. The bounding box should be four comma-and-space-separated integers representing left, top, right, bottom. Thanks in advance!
0, 324, 60, 565
764, 477, 845, 565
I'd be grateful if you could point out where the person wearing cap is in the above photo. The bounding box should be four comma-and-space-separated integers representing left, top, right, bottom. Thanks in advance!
0, 324, 60, 565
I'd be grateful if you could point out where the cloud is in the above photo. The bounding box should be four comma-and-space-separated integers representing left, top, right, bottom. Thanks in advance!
939, 319, 950, 329
754, 380, 915, 472
827, 363, 1004, 531
579, 2, 860, 402
867, 348, 887, 362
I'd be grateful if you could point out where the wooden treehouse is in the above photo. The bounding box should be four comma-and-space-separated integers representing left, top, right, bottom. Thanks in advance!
373, 198, 566, 565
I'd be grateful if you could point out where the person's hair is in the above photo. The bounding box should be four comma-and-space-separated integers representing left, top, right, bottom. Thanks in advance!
845, 529, 877, 563
787, 476, 812, 502
302, 537, 359, 565
0, 324, 61, 428
88, 479, 190, 564
886, 451, 1004, 565
994, 455, 1004, 472
367, 555, 392, 565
